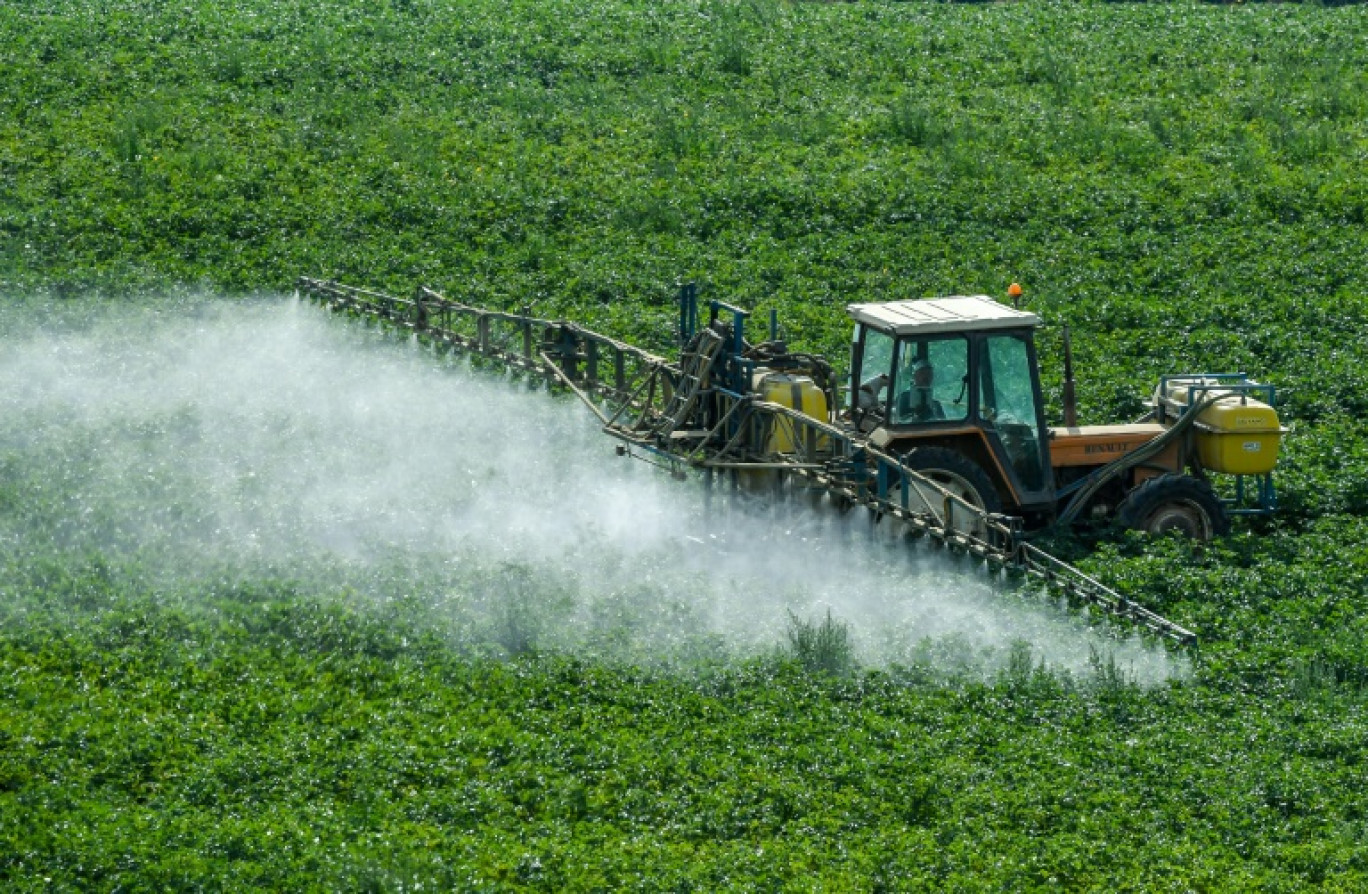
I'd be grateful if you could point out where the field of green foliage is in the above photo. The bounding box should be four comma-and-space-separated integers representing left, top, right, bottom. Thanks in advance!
5, 0, 1368, 889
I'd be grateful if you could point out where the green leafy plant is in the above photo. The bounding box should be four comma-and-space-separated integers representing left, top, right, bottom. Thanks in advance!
785, 608, 854, 676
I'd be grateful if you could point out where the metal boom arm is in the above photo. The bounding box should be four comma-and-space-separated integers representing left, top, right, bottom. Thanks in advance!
296, 277, 1197, 646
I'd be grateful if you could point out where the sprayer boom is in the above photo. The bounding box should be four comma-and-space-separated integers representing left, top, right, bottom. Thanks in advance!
296, 277, 1197, 646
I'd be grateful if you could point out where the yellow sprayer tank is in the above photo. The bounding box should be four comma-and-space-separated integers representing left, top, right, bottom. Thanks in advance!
751, 369, 829, 455
1159, 377, 1283, 476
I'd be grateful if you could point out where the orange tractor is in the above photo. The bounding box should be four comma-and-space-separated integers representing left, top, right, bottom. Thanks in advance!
844, 287, 1282, 540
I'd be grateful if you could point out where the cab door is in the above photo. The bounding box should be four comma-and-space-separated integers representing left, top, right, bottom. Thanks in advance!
975, 330, 1055, 509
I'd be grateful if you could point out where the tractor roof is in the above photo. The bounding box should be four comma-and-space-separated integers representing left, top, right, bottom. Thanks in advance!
847, 296, 1042, 336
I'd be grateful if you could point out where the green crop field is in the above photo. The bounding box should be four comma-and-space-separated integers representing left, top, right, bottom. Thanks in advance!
5, 0, 1368, 889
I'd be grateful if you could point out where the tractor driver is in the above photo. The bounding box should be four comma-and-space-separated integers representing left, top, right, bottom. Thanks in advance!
897, 357, 945, 423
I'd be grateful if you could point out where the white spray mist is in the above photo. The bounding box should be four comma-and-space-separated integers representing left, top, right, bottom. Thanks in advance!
0, 296, 1187, 683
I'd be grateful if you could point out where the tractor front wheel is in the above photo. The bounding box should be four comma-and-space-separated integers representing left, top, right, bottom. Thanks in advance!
1117, 474, 1230, 540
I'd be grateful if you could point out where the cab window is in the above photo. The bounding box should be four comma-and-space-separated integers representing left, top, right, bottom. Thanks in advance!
854, 327, 895, 414
891, 337, 968, 424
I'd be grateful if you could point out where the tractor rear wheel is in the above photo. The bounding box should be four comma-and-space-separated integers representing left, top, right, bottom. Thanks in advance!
1117, 474, 1229, 540
889, 446, 1002, 538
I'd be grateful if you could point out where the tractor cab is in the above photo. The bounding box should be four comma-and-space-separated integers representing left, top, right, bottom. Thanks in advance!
846, 296, 1057, 517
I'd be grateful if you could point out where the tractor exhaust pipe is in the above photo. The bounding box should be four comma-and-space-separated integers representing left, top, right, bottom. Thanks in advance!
1062, 324, 1078, 428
